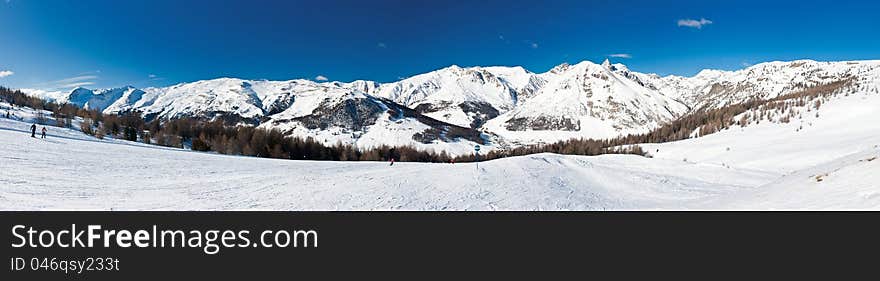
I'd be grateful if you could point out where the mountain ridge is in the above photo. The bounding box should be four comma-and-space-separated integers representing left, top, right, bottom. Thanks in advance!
19, 59, 880, 154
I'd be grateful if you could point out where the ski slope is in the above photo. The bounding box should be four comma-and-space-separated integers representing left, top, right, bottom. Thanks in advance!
709, 146, 880, 210
1, 88, 878, 210
0, 112, 775, 210
642, 90, 880, 173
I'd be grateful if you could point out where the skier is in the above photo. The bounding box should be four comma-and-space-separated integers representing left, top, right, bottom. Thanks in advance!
30, 124, 36, 138
41, 127, 47, 139
389, 148, 396, 166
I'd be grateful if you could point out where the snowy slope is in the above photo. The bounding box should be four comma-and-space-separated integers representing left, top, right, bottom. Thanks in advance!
256, 84, 489, 155
3, 95, 878, 210
708, 146, 880, 210
0, 113, 772, 210
634, 88, 880, 210
31, 86, 146, 112
372, 65, 529, 129
19, 88, 68, 103
484, 60, 688, 144
661, 60, 880, 110
29, 78, 491, 156
18, 59, 880, 154
122, 78, 268, 123
641, 90, 880, 174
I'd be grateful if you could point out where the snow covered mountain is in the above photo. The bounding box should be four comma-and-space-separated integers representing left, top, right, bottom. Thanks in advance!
255, 80, 487, 154
3, 92, 878, 210
372, 65, 541, 129
483, 60, 689, 144
24, 86, 146, 112
650, 60, 880, 110
23, 78, 489, 155
5, 58, 880, 210
20, 59, 880, 154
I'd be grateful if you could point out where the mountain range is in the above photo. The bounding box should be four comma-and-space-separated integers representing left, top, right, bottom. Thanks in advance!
22, 59, 880, 155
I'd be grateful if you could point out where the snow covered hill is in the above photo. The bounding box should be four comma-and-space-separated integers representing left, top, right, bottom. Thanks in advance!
484, 60, 688, 144
3, 98, 878, 210
655, 60, 880, 110
3, 80, 879, 211
19, 59, 880, 153
23, 79, 490, 156
24, 86, 146, 112
640, 88, 880, 209
642, 81, 880, 174
372, 65, 528, 129
0, 109, 771, 210
711, 146, 880, 210
256, 83, 488, 156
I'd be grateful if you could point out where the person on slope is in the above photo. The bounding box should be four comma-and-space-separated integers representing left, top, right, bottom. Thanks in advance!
30, 124, 36, 138
41, 127, 47, 139
389, 158, 395, 166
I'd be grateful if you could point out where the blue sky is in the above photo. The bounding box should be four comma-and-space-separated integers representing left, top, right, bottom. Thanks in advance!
1, 0, 878, 90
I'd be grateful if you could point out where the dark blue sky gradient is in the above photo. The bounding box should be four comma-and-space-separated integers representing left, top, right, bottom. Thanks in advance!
1, 0, 878, 89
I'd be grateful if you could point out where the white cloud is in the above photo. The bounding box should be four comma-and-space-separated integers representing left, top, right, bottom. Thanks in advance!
55, 75, 98, 84
0, 70, 13, 78
498, 35, 504, 40
76, 70, 100, 75
609, 53, 632, 59
314, 75, 328, 81
148, 74, 157, 78
31, 74, 99, 90
377, 42, 387, 48
530, 42, 539, 49
677, 18, 713, 29
61, 82, 95, 88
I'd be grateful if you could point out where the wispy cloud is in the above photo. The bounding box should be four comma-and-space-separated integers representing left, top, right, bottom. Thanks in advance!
61, 82, 95, 88
609, 53, 632, 59
0, 70, 13, 78
31, 74, 99, 90
377, 42, 387, 48
314, 75, 328, 81
146, 74, 165, 82
677, 18, 713, 29
77, 70, 101, 75
54, 75, 98, 84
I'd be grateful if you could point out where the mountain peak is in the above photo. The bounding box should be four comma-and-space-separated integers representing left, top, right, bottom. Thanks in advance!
550, 62, 572, 74
601, 58, 611, 68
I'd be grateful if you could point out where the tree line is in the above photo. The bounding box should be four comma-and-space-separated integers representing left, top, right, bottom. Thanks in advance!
0, 86, 461, 162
